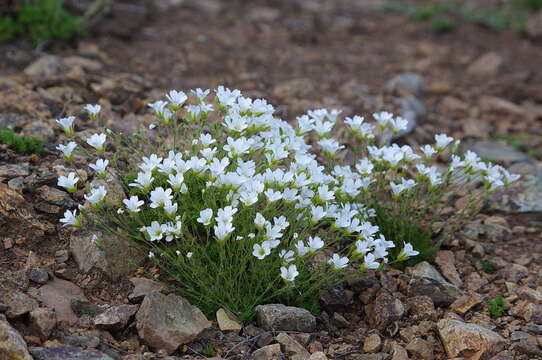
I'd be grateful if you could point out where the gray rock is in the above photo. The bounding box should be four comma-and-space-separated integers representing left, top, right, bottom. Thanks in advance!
435, 250, 462, 286
405, 337, 433, 360
31, 345, 113, 360
255, 304, 316, 332
128, 277, 168, 303
386, 73, 425, 96
0, 164, 29, 178
71, 300, 105, 317
27, 268, 49, 285
490, 162, 542, 213
24, 55, 63, 78
251, 343, 282, 360
30, 308, 57, 340
136, 291, 211, 354
365, 290, 405, 330
1, 290, 38, 318
437, 319, 505, 359
407, 262, 462, 307
276, 332, 310, 359
467, 52, 503, 77
502, 264, 529, 282
94, 304, 138, 331
64, 334, 101, 349
468, 140, 531, 165
0, 319, 32, 360
38, 277, 87, 324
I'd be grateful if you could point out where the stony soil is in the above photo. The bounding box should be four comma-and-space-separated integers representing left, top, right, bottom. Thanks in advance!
1, 0, 542, 359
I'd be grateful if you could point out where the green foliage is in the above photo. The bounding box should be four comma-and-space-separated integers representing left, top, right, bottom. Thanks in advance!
515, 0, 542, 11
0, 0, 84, 47
480, 260, 498, 274
0, 129, 44, 154
463, 7, 526, 33
429, 17, 457, 33
488, 295, 507, 318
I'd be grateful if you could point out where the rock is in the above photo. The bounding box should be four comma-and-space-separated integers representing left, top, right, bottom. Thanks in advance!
468, 140, 531, 165
128, 277, 168, 303
1, 290, 38, 318
272, 78, 315, 101
518, 287, 542, 305
136, 291, 211, 354
27, 268, 49, 285
216, 308, 242, 332
502, 264, 529, 282
442, 96, 469, 113
276, 332, 310, 359
255, 304, 316, 332
363, 333, 382, 353
386, 73, 425, 96
36, 186, 74, 207
467, 52, 503, 77
435, 251, 462, 286
70, 228, 143, 281
391, 343, 409, 360
407, 262, 462, 307
30, 308, 57, 340
490, 161, 542, 213
71, 300, 104, 317
24, 55, 63, 78
0, 164, 29, 178
437, 319, 505, 359
526, 12, 542, 39
94, 305, 138, 331
519, 302, 542, 323
406, 296, 437, 321
319, 285, 353, 313
450, 294, 482, 314
365, 290, 405, 330
38, 277, 87, 324
516, 337, 542, 357
64, 334, 100, 349
309, 352, 327, 360
31, 344, 113, 360
55, 250, 69, 263
406, 337, 434, 360
0, 319, 32, 360
479, 96, 526, 117
251, 343, 282, 360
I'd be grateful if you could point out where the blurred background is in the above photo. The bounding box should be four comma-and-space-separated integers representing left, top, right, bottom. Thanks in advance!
1, 0, 541, 153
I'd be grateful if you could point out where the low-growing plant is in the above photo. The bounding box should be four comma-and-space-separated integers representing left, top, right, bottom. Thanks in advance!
0, 129, 44, 154
55, 88, 519, 321
488, 295, 507, 317
481, 260, 498, 274
429, 17, 457, 33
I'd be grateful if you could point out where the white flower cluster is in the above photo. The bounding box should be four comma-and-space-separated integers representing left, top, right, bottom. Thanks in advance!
57, 87, 518, 284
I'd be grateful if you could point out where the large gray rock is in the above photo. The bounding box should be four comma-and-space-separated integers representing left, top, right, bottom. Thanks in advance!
30, 308, 57, 340
437, 319, 505, 359
136, 291, 211, 354
93, 304, 138, 331
128, 277, 168, 303
490, 162, 542, 213
0, 319, 32, 360
386, 73, 425, 96
255, 304, 316, 332
468, 140, 531, 165
31, 344, 113, 360
407, 262, 462, 307
38, 277, 87, 324
1, 290, 38, 319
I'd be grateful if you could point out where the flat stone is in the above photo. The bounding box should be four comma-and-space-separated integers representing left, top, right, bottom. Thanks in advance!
276, 332, 310, 359
31, 344, 113, 360
0, 163, 29, 178
255, 304, 316, 332
27, 268, 50, 285
136, 291, 211, 354
405, 337, 434, 360
406, 296, 437, 321
30, 308, 57, 340
467, 52, 503, 77
38, 277, 87, 324
363, 333, 382, 353
386, 72, 425, 96
1, 290, 38, 318
128, 277, 168, 303
450, 294, 483, 314
502, 264, 529, 282
216, 308, 242, 332
93, 304, 138, 331
251, 343, 282, 360
24, 55, 63, 78
435, 250, 462, 286
407, 262, 462, 307
36, 186, 74, 207
437, 319, 505, 360
490, 162, 542, 213
71, 300, 104, 318
468, 141, 530, 165
0, 319, 33, 360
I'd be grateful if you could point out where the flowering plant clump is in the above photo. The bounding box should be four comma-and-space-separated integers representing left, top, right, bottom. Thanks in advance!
56, 87, 518, 320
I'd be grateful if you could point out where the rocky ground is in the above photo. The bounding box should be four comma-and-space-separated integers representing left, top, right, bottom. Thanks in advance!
1, 0, 542, 359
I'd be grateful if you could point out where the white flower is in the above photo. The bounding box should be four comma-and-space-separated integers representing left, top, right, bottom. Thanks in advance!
216, 86, 241, 107
310, 206, 326, 222
421, 145, 437, 158
86, 133, 107, 152
197, 209, 213, 226
318, 138, 344, 156
362, 253, 380, 270
59, 209, 81, 227
89, 159, 109, 177
264, 189, 282, 202
317, 185, 335, 202
123, 196, 144, 213
355, 158, 374, 175
397, 243, 419, 261
149, 187, 173, 208
199, 133, 216, 146
167, 173, 185, 191
57, 172, 79, 193
187, 252, 193, 258
391, 116, 408, 133
84, 186, 107, 205
435, 134, 454, 150
148, 251, 155, 259
328, 254, 349, 269
56, 116, 75, 136
214, 221, 235, 241
84, 104, 101, 119
373, 111, 394, 127
280, 264, 299, 281
164, 200, 178, 217
148, 100, 168, 115
295, 240, 309, 256
254, 213, 267, 229
166, 90, 188, 107
307, 236, 324, 252
56, 141, 77, 160
390, 178, 416, 196
216, 206, 238, 224
279, 250, 295, 263
253, 242, 271, 260
129, 172, 154, 190
191, 88, 210, 101
144, 221, 167, 241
